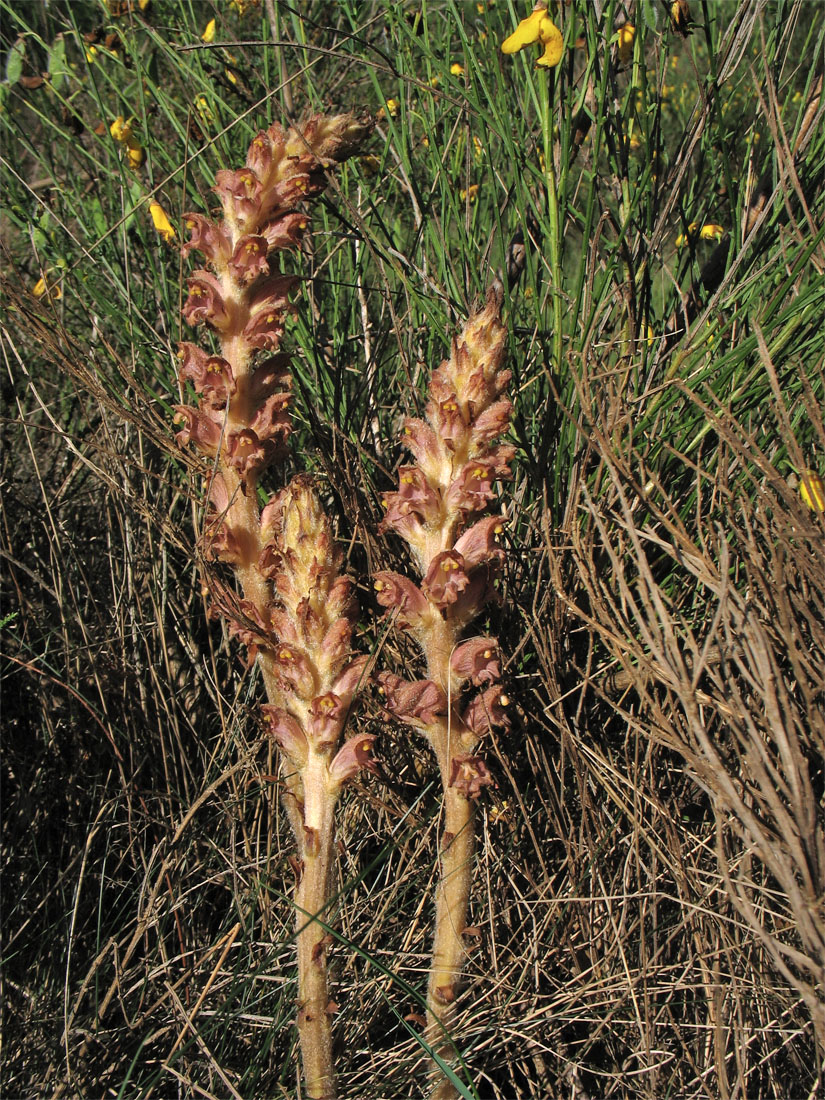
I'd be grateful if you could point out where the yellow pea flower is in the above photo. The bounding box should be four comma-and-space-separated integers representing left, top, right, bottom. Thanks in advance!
676, 222, 725, 247
201, 18, 216, 43
800, 471, 825, 512
501, 4, 563, 69
33, 275, 62, 300
472, 135, 483, 161
670, 0, 692, 36
617, 23, 635, 65
450, 63, 465, 76
110, 115, 144, 169
149, 201, 176, 243
195, 95, 214, 124
699, 224, 724, 241
377, 98, 399, 119
460, 184, 479, 202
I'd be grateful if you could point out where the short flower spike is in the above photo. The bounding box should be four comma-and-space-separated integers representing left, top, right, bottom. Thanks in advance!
501, 3, 563, 69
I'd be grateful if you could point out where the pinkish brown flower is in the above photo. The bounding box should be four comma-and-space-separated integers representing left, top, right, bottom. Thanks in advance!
331, 654, 370, 702
328, 732, 378, 784
225, 428, 277, 474
401, 417, 442, 479
471, 398, 514, 442
178, 343, 237, 406
213, 166, 263, 229
462, 685, 510, 734
203, 477, 247, 563
378, 672, 448, 729
318, 617, 355, 672
450, 638, 500, 686
444, 457, 505, 515
261, 705, 309, 768
453, 515, 507, 567
228, 235, 271, 284
307, 692, 346, 748
272, 644, 318, 699
448, 754, 494, 799
245, 397, 292, 458
181, 213, 232, 265
261, 212, 308, 251
174, 405, 223, 454
421, 551, 470, 608
373, 572, 433, 631
183, 270, 232, 330
426, 392, 467, 450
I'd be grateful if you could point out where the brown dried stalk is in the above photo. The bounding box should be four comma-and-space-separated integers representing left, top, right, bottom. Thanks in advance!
374, 284, 513, 1096
174, 114, 373, 1100
556, 375, 825, 1056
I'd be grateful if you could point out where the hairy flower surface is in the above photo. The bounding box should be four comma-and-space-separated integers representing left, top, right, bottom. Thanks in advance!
376, 283, 512, 785
176, 113, 372, 492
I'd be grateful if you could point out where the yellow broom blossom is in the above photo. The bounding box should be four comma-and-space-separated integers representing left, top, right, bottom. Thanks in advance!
501, 3, 563, 69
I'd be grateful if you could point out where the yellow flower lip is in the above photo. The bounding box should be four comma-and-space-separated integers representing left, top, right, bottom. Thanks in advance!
501, 4, 563, 67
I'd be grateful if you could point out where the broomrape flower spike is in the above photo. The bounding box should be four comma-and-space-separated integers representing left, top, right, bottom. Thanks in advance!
175, 112, 373, 1100
375, 284, 512, 1098
501, 2, 563, 69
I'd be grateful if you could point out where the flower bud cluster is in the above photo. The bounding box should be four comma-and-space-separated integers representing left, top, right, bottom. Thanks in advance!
259, 478, 376, 803
375, 285, 512, 796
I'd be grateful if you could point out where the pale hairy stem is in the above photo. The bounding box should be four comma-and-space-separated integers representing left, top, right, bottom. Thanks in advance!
424, 620, 477, 1100
294, 757, 338, 1100
426, 773, 475, 1100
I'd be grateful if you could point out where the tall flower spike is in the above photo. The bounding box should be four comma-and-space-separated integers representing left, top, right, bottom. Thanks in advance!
176, 115, 373, 1100
376, 284, 512, 1097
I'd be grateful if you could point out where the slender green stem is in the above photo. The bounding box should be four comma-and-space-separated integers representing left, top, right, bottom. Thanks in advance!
540, 67, 564, 375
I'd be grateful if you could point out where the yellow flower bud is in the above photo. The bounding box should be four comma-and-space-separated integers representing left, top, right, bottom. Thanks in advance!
617, 23, 635, 65
800, 471, 825, 512
149, 201, 176, 243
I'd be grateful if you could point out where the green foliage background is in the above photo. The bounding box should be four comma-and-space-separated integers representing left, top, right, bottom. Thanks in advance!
2, 1, 824, 1097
